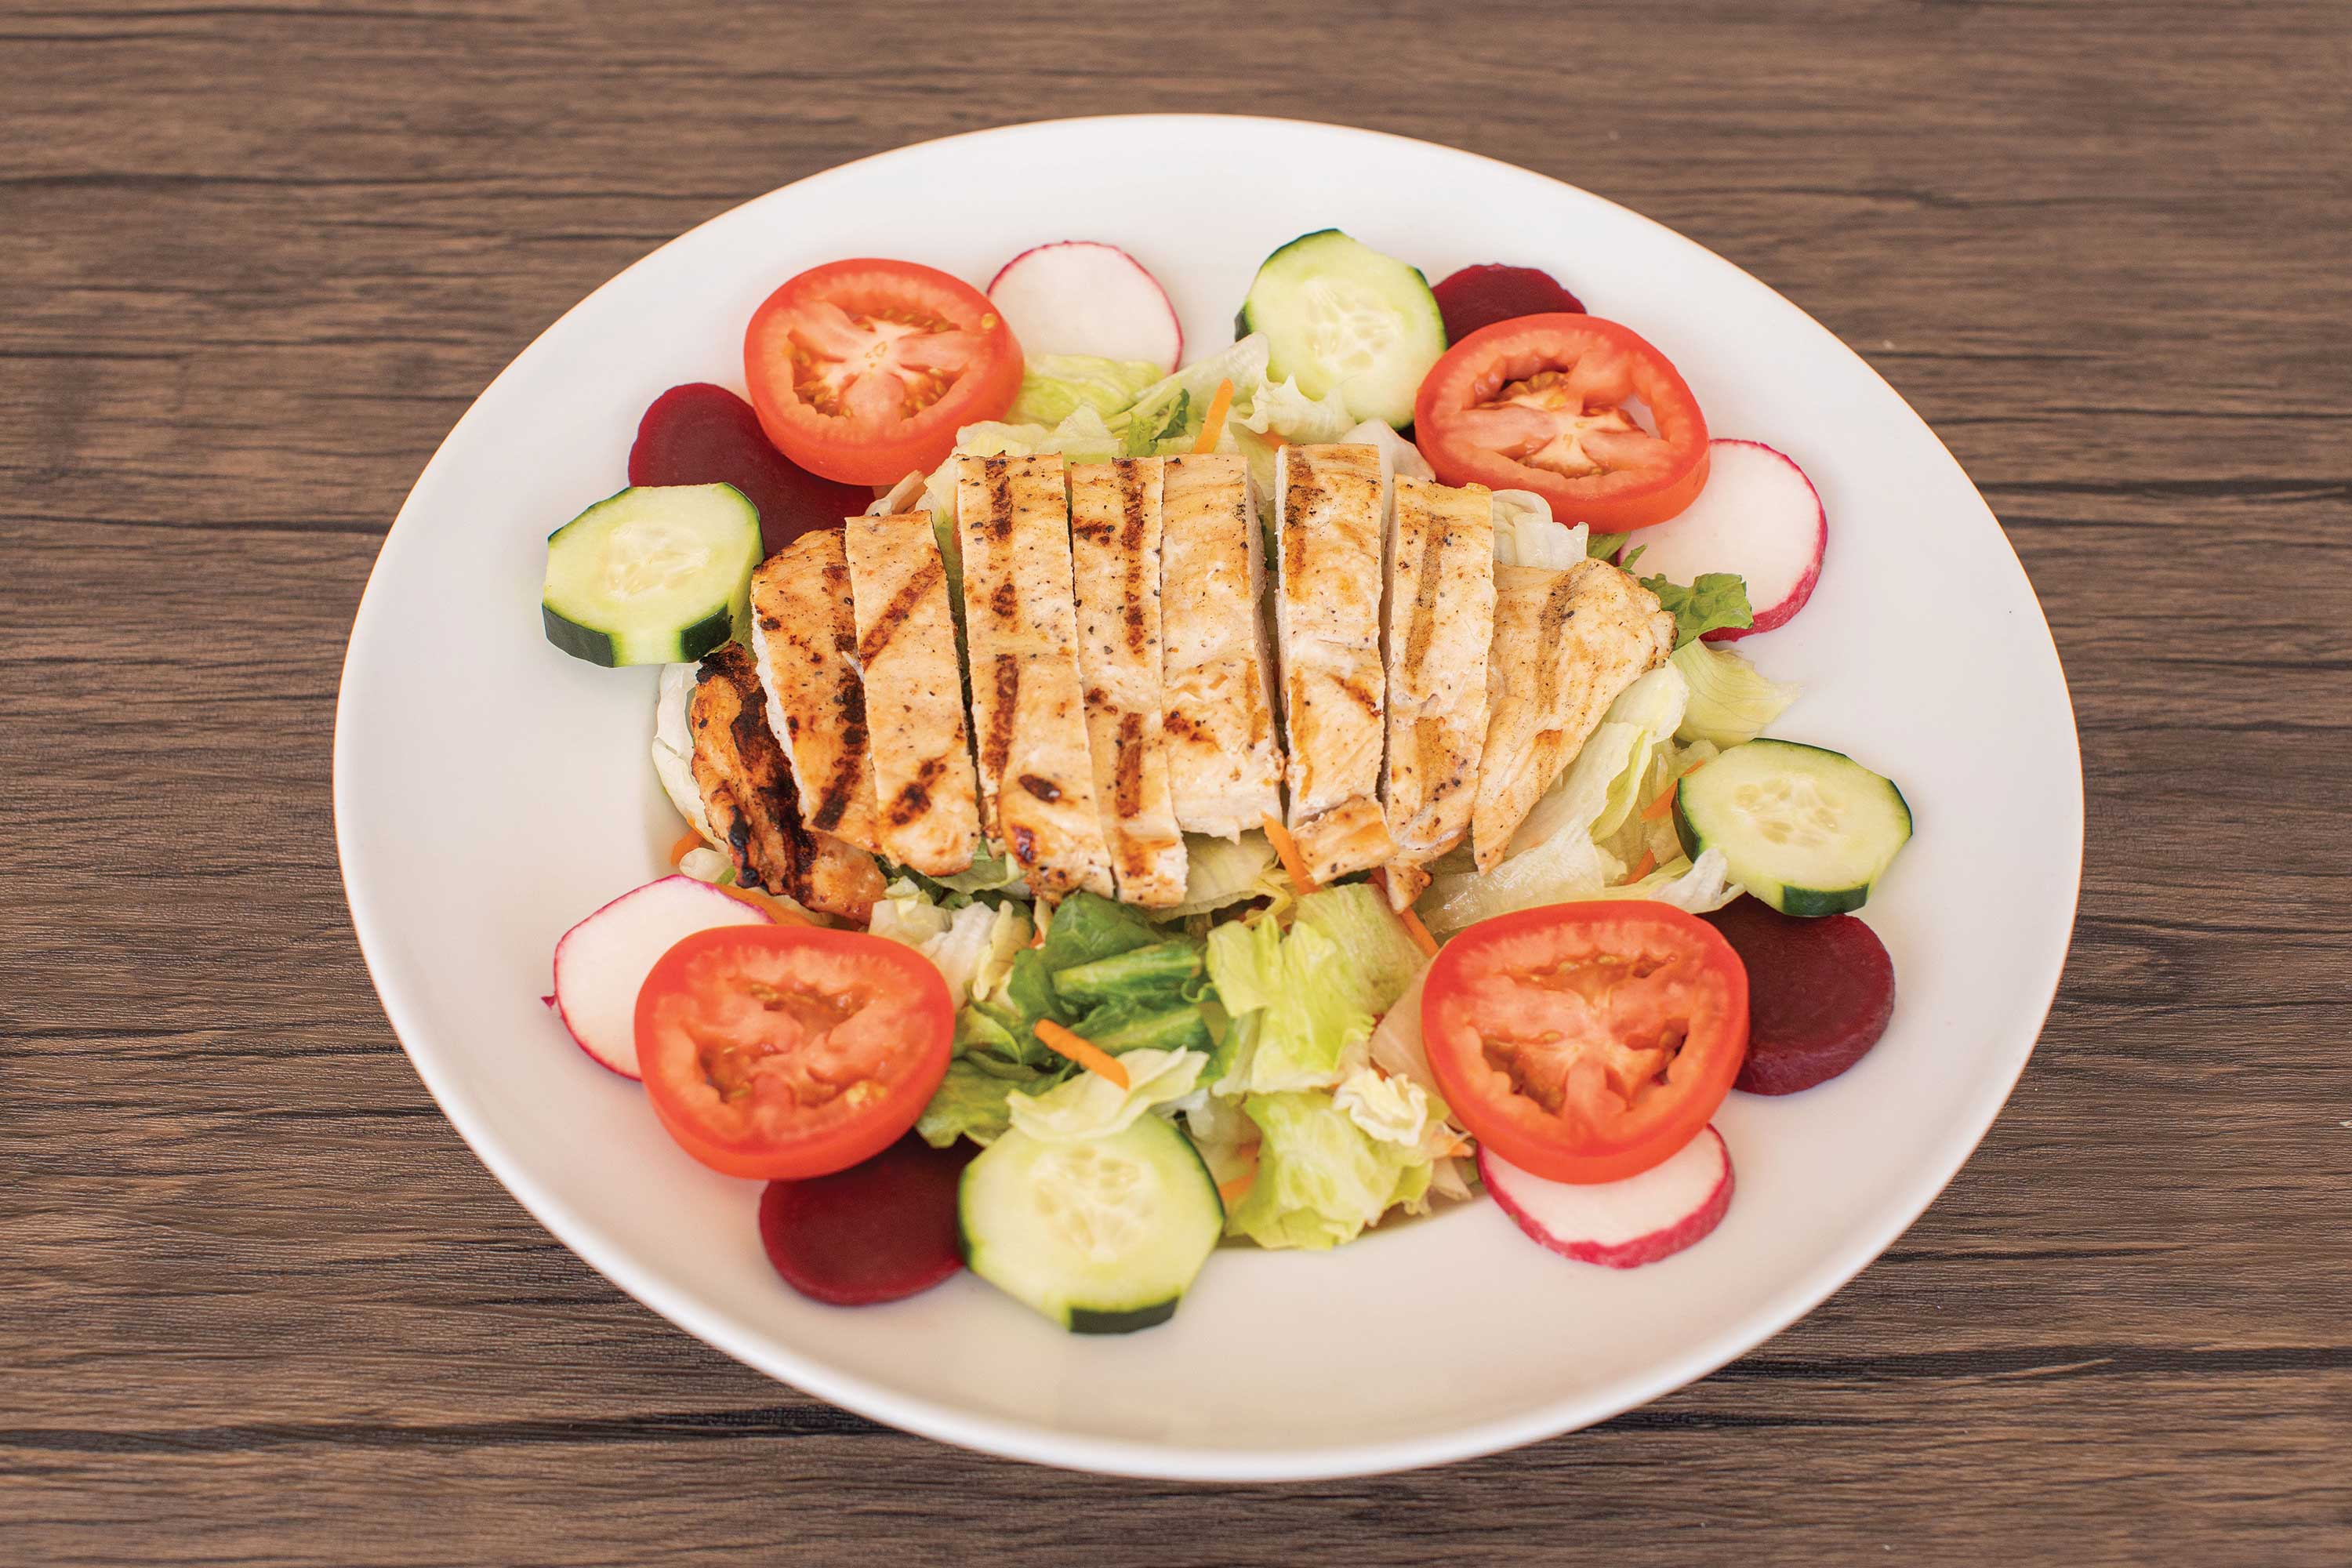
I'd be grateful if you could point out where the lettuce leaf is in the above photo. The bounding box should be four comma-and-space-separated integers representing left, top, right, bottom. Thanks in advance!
1007, 354, 1164, 426
1204, 887, 1424, 1093
1004, 1047, 1205, 1143
1167, 831, 1283, 916
1490, 488, 1589, 569
1228, 1091, 1432, 1250
1290, 883, 1426, 1017
1672, 640, 1799, 748
916, 1058, 1040, 1148
1426, 666, 1690, 932
868, 880, 1032, 1008
1642, 572, 1755, 647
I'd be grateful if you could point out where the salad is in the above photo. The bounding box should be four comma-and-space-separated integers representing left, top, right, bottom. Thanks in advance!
534, 230, 1915, 1334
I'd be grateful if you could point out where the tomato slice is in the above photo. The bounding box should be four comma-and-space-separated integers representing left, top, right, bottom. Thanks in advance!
1421, 902, 1748, 1184
1413, 314, 1710, 531
744, 258, 1022, 486
633, 924, 953, 1181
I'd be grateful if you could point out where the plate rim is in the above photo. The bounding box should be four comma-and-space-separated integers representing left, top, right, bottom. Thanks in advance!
333, 112, 2085, 1481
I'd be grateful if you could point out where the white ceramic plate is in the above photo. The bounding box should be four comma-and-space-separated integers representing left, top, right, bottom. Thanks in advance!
335, 115, 2082, 1480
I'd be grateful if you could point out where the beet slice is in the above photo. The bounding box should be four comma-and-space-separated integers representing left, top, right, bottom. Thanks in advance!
629, 383, 873, 556
757, 1134, 976, 1307
1702, 896, 1896, 1095
1431, 263, 1585, 343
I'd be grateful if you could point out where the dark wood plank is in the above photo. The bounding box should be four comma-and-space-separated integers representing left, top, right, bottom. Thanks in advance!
4, 0, 2347, 1563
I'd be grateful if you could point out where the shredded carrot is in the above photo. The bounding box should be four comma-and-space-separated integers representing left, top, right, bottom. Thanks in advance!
1192, 378, 1236, 454
667, 830, 704, 867
1642, 758, 1704, 822
1397, 902, 1441, 959
1217, 1146, 1261, 1207
716, 883, 811, 925
1034, 1019, 1131, 1089
1623, 848, 1658, 884
1261, 812, 1316, 891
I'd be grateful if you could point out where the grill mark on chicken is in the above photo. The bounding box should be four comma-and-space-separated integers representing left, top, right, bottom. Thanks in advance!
884, 753, 948, 828
1017, 773, 1063, 802
984, 456, 1014, 545
810, 676, 869, 833
1120, 462, 1149, 658
1403, 520, 1449, 677
982, 652, 1020, 816
1112, 710, 1145, 819
857, 555, 945, 669
688, 643, 879, 920
1283, 476, 1318, 585
1534, 573, 1581, 720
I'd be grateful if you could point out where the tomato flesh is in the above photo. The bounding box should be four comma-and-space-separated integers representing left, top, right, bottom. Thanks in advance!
744, 259, 1022, 487
634, 925, 953, 1181
1422, 902, 1747, 1183
1414, 314, 1710, 531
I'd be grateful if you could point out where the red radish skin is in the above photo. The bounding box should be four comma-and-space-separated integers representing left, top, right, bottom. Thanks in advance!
1704, 896, 1897, 1095
758, 1134, 978, 1307
1480, 1126, 1733, 1269
986, 241, 1181, 371
1430, 263, 1585, 342
1624, 439, 1825, 641
548, 874, 771, 1080
629, 383, 873, 556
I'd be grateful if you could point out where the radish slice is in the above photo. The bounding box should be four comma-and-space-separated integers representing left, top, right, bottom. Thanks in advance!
1624, 440, 1825, 641
987, 241, 1181, 371
1480, 1126, 1734, 1269
548, 874, 771, 1080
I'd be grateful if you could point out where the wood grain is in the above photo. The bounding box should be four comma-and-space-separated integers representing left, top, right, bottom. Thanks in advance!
5, 0, 2348, 1562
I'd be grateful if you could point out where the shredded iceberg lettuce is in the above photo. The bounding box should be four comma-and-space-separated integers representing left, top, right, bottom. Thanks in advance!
1007, 354, 1165, 427
1004, 1047, 1206, 1143
1427, 664, 1696, 932
868, 880, 1032, 1009
652, 662, 715, 843
1227, 1091, 1433, 1250
1490, 488, 1589, 569
1672, 640, 1800, 748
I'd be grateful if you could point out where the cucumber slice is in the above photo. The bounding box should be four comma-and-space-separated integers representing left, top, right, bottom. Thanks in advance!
541, 484, 762, 667
1674, 739, 1912, 916
1238, 229, 1446, 428
959, 1116, 1222, 1334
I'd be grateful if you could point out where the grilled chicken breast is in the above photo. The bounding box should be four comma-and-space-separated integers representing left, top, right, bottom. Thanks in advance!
1381, 474, 1496, 906
1471, 559, 1675, 870
1068, 458, 1186, 906
843, 510, 982, 877
746, 532, 880, 853
1158, 452, 1283, 840
688, 642, 884, 922
955, 453, 1116, 898
1274, 444, 1397, 884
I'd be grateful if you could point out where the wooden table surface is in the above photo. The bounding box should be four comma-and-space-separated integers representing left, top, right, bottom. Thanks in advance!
6, 1, 2348, 1562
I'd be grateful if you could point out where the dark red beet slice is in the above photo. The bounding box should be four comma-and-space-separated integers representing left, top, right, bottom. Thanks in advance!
629, 383, 873, 556
1431, 263, 1586, 343
1702, 896, 1896, 1096
757, 1133, 977, 1307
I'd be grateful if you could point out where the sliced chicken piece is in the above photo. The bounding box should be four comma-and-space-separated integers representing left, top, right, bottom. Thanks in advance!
954, 453, 1116, 898
1381, 474, 1496, 906
1068, 458, 1187, 906
746, 532, 880, 853
1471, 560, 1676, 871
1274, 443, 1397, 884
688, 642, 884, 923
1158, 452, 1283, 840
843, 511, 982, 877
